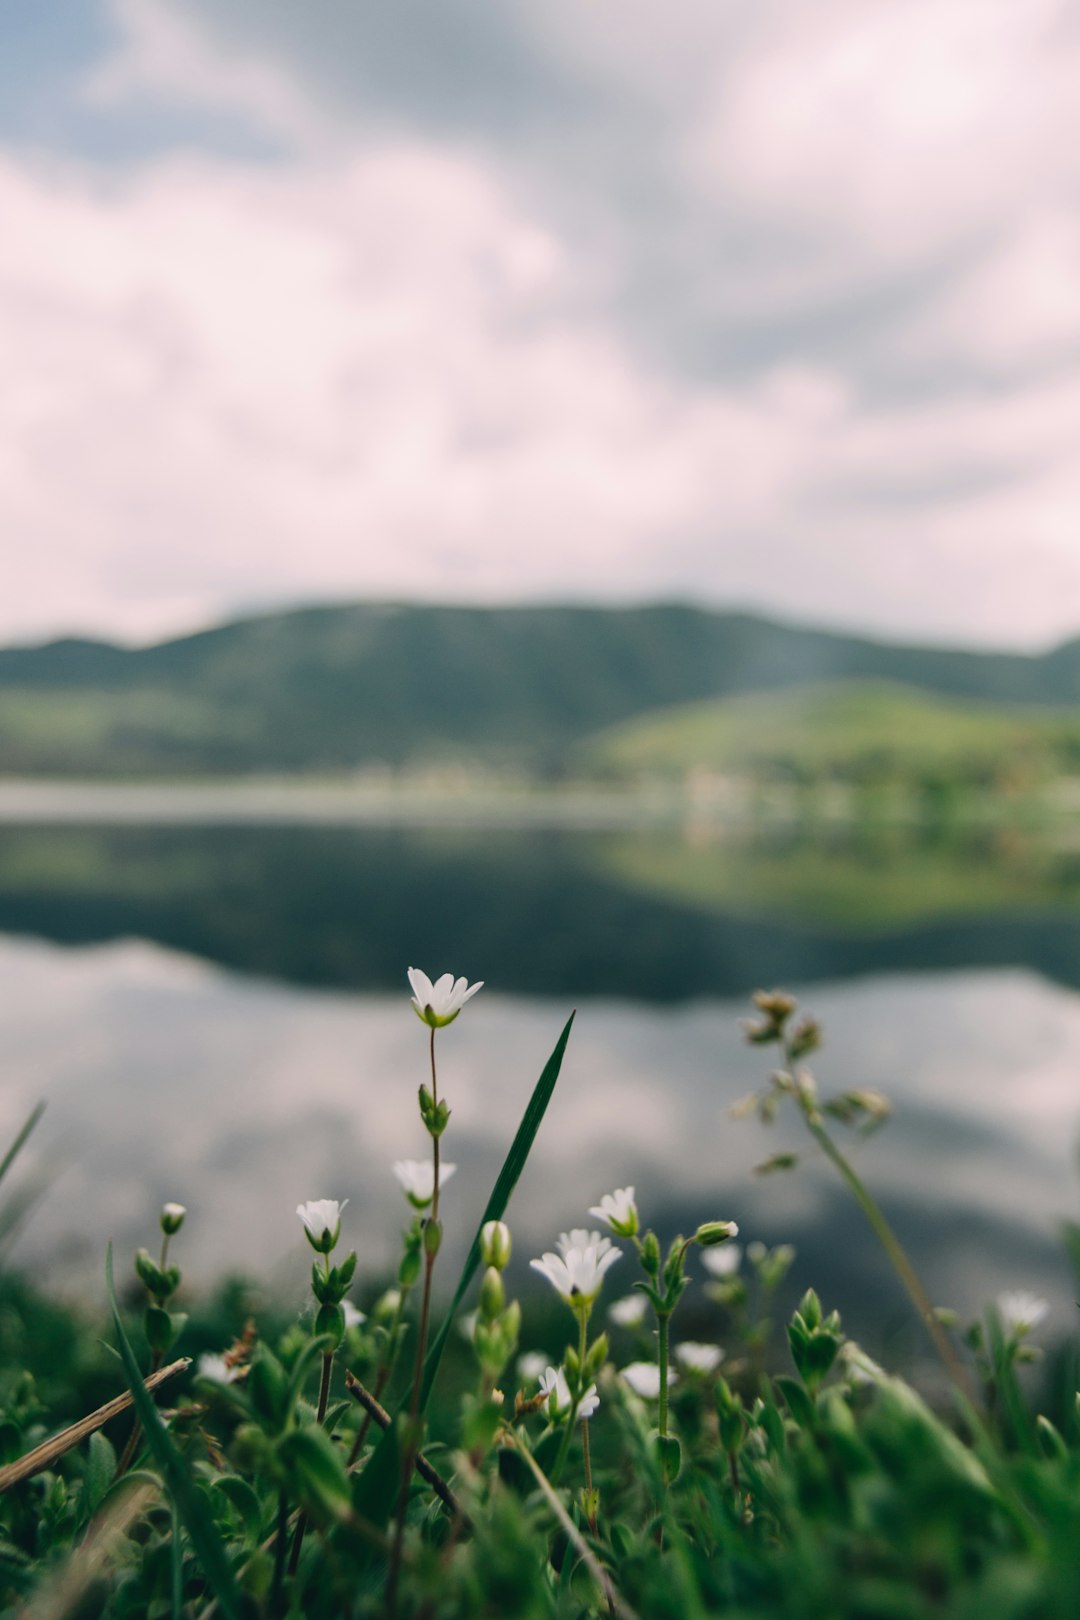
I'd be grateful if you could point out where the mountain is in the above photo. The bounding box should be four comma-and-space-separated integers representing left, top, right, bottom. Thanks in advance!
0, 602, 1078, 778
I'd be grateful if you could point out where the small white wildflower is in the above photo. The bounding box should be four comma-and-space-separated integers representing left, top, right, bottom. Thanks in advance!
393, 1159, 457, 1208
458, 1309, 479, 1342
407, 967, 483, 1029
674, 1342, 724, 1374
539, 1366, 599, 1422
608, 1293, 649, 1328
196, 1353, 237, 1385
701, 1244, 742, 1279
588, 1187, 638, 1238
620, 1361, 677, 1399
342, 1300, 366, 1331
160, 1202, 186, 1235
997, 1291, 1049, 1335
531, 1233, 621, 1305
296, 1199, 347, 1253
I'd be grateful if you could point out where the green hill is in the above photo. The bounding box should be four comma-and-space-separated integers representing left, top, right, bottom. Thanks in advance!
1, 602, 1080, 778
582, 681, 1080, 788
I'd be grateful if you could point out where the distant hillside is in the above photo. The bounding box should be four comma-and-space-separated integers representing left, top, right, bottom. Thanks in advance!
583, 681, 1080, 788
1, 602, 1080, 777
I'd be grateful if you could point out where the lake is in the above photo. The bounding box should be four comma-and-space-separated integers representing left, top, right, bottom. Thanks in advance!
2, 813, 1079, 1363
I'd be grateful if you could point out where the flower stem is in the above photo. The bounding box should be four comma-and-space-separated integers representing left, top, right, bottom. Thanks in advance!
551, 1304, 590, 1486
798, 1093, 973, 1400
388, 1028, 442, 1616
657, 1314, 671, 1438
288, 1351, 334, 1576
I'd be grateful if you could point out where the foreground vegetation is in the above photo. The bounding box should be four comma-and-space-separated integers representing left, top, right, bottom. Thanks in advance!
0, 982, 1077, 1618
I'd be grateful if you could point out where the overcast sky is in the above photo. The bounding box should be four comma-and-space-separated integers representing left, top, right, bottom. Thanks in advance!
5, 0, 1080, 650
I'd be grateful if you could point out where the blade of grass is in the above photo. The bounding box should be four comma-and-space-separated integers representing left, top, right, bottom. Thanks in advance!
356, 1011, 575, 1526
421, 1009, 575, 1409
0, 1102, 44, 1189
105, 1245, 245, 1620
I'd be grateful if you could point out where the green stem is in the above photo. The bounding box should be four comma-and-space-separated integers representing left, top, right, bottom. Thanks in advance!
802, 1108, 973, 1400
657, 1314, 671, 1438
288, 1351, 334, 1577
550, 1304, 590, 1485
388, 1027, 442, 1617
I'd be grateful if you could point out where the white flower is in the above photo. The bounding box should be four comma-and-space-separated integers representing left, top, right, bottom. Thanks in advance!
588, 1187, 638, 1237
675, 1342, 725, 1374
608, 1293, 649, 1328
531, 1233, 621, 1304
538, 1365, 599, 1422
997, 1291, 1049, 1335
408, 967, 483, 1028
517, 1350, 549, 1381
196, 1353, 238, 1385
342, 1301, 366, 1331
160, 1202, 187, 1235
620, 1361, 677, 1399
393, 1159, 457, 1208
296, 1198, 347, 1253
701, 1244, 742, 1279
458, 1309, 479, 1342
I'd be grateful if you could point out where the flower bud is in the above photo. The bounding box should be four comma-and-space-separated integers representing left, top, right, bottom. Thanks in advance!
694, 1220, 740, 1248
423, 1217, 442, 1258
480, 1220, 512, 1270
399, 1248, 422, 1289
641, 1232, 661, 1276
315, 1302, 345, 1350
160, 1202, 186, 1236
374, 1288, 402, 1323
134, 1248, 166, 1297
479, 1266, 505, 1322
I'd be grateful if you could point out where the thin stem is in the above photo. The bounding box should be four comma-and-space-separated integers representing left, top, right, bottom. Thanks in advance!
271, 1492, 288, 1613
657, 1314, 671, 1438
388, 1027, 442, 1617
507, 1432, 640, 1620
287, 1351, 334, 1576
347, 1289, 408, 1467
551, 1303, 590, 1485
799, 1101, 973, 1401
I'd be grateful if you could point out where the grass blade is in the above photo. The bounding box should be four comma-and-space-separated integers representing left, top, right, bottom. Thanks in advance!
356, 1011, 575, 1525
421, 1010, 575, 1408
0, 1102, 44, 1191
105, 1246, 245, 1620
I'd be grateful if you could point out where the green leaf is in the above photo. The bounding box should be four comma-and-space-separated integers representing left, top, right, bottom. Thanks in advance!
277, 1426, 353, 1525
358, 1011, 575, 1524
105, 1245, 246, 1620
775, 1375, 816, 1430
80, 1430, 117, 1520
211, 1475, 265, 1545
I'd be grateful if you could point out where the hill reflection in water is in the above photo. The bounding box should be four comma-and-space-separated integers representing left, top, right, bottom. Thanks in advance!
1, 819, 1078, 1349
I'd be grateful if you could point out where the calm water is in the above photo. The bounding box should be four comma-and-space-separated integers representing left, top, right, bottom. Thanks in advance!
2, 818, 1080, 1354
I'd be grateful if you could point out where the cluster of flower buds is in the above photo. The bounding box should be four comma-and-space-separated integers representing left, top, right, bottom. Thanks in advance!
743, 989, 822, 1062
297, 1199, 357, 1349
133, 1202, 188, 1359
472, 1221, 520, 1380
787, 1288, 843, 1394
417, 1085, 450, 1139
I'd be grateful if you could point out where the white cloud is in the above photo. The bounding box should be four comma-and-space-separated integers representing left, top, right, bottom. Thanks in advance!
4, 0, 1080, 648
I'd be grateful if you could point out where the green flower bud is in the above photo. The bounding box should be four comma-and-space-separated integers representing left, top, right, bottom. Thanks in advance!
134, 1248, 166, 1297
423, 1218, 442, 1258
479, 1266, 504, 1322
480, 1220, 512, 1270
159, 1202, 186, 1236
695, 1220, 740, 1247
315, 1302, 345, 1350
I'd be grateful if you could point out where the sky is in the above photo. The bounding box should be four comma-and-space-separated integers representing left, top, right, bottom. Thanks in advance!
4, 0, 1080, 651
